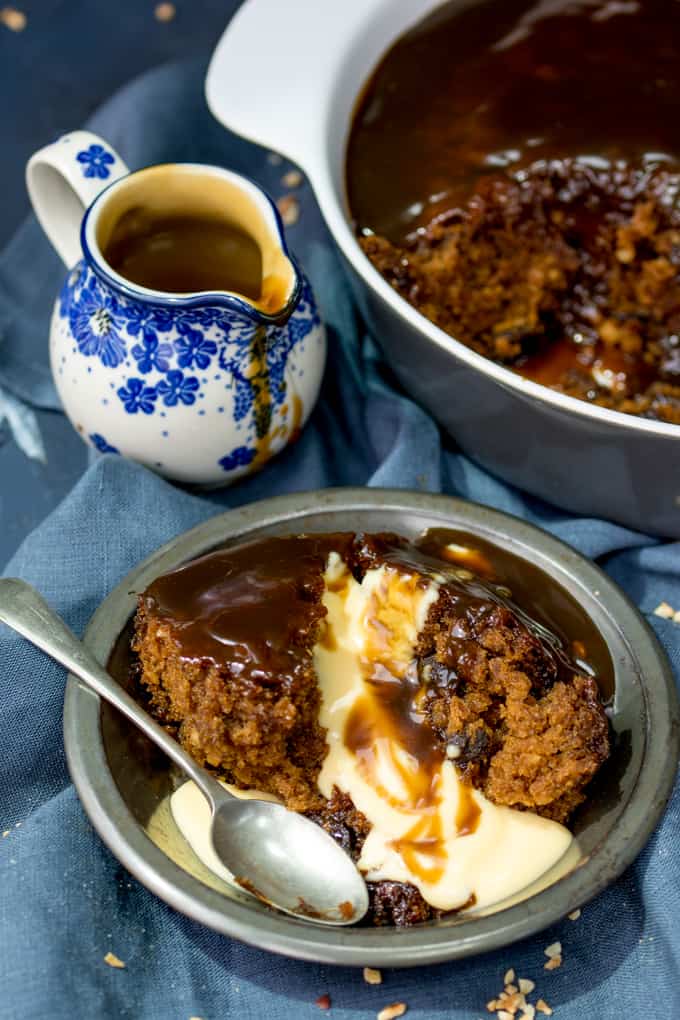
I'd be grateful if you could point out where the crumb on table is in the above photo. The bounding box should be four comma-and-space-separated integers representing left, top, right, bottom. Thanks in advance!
103, 951, 125, 969
0, 6, 26, 30
377, 1004, 407, 1020
154, 2, 175, 21
486, 965, 551, 1019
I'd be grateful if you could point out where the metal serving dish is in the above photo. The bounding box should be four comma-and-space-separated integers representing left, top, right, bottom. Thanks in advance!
63, 488, 678, 966
205, 0, 680, 538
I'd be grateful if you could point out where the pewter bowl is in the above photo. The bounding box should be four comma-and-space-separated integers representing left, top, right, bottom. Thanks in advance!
64, 489, 678, 965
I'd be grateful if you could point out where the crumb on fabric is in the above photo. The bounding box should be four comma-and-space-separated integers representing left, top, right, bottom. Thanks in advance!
377, 1005, 407, 1020
315, 994, 331, 1010
486, 968, 550, 1019
568, 908, 581, 921
103, 952, 125, 969
0, 6, 26, 30
653, 602, 675, 619
154, 2, 175, 20
364, 967, 383, 985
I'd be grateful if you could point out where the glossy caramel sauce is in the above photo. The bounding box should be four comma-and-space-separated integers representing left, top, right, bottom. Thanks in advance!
242, 336, 303, 472
347, 0, 680, 244
144, 527, 610, 702
341, 562, 449, 881
455, 781, 482, 837
344, 672, 443, 813
518, 328, 659, 392
143, 534, 352, 680
95, 164, 294, 314
419, 528, 613, 698
391, 810, 447, 884
249, 327, 273, 460
346, 0, 680, 394
105, 212, 263, 298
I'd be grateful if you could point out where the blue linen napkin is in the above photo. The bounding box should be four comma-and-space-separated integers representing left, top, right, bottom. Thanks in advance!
1, 57, 679, 1020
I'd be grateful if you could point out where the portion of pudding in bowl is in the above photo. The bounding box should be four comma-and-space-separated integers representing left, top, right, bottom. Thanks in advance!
347, 0, 680, 423
133, 531, 610, 926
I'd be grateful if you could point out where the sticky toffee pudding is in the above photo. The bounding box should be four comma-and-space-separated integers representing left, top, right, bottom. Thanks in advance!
133, 531, 610, 926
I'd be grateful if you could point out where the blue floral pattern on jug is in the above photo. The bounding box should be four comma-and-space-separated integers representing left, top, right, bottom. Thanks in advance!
76, 143, 115, 179
219, 445, 257, 472
57, 263, 322, 474
117, 377, 158, 415
157, 370, 200, 407
176, 328, 217, 369
70, 275, 127, 368
88, 433, 119, 455
131, 334, 172, 374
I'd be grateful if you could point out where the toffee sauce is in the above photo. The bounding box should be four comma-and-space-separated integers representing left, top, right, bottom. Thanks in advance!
104, 212, 263, 297
144, 527, 611, 709
143, 530, 612, 885
143, 534, 353, 684
347, 0, 680, 244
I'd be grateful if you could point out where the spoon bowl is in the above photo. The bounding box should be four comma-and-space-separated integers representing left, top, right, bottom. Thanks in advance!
0, 577, 368, 926
213, 798, 366, 923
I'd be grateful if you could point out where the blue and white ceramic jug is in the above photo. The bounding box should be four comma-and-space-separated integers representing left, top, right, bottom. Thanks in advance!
26, 131, 326, 485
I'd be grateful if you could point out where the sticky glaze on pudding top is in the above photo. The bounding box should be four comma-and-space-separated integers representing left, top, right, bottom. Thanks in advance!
133, 530, 611, 926
347, 0, 680, 424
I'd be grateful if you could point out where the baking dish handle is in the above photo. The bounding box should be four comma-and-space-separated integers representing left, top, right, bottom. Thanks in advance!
205, 0, 384, 171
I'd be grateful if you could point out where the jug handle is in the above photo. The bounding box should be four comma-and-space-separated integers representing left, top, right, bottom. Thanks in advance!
26, 131, 129, 269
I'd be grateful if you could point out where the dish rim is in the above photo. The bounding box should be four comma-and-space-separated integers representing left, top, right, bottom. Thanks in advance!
63, 487, 679, 966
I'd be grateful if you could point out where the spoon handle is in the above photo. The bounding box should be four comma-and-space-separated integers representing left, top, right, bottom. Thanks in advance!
0, 578, 226, 811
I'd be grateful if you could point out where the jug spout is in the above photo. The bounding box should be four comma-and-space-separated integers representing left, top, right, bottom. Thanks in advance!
26, 131, 129, 268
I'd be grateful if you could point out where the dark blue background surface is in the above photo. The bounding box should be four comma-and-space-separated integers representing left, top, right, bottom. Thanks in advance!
2, 8, 680, 1017
1, 0, 241, 566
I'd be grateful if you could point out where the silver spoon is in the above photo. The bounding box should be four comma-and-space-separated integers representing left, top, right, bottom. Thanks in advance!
0, 578, 368, 926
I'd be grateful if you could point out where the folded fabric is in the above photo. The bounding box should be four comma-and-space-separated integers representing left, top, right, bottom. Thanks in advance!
1, 56, 679, 1020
